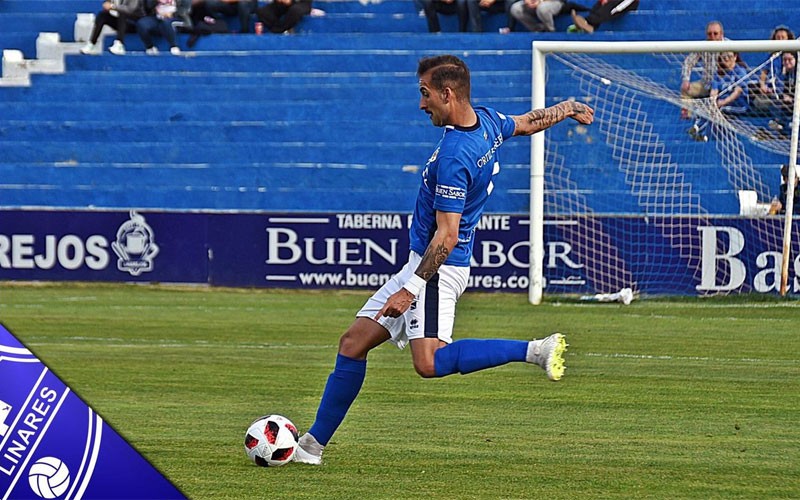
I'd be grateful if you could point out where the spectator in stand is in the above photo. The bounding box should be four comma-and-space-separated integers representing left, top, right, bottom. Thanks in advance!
688, 51, 750, 142
506, 0, 587, 33
421, 0, 469, 33
137, 0, 182, 54
776, 164, 800, 214
175, 0, 193, 30
255, 0, 312, 34
465, 0, 507, 33
184, 1, 231, 47
752, 26, 796, 115
679, 20, 727, 120
681, 21, 727, 101
568, 0, 638, 34
768, 51, 797, 134
80, 0, 145, 55
195, 0, 258, 33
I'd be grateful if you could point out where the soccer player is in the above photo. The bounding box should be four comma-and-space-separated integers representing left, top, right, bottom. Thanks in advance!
294, 54, 594, 465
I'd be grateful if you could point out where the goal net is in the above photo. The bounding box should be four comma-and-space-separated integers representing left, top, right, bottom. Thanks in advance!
529, 40, 800, 304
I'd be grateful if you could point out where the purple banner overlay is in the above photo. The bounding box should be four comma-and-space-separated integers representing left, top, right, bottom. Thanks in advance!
0, 210, 797, 295
0, 325, 185, 500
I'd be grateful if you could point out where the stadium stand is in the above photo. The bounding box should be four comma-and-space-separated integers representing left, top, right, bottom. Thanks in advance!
0, 0, 798, 213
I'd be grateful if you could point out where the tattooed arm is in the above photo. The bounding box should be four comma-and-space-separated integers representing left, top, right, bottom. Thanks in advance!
375, 211, 460, 320
415, 210, 460, 279
512, 100, 594, 136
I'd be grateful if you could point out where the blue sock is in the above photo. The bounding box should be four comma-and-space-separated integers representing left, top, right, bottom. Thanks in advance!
434, 339, 528, 377
307, 354, 367, 446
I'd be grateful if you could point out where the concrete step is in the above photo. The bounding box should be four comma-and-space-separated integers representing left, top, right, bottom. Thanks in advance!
0, 139, 532, 164
0, 119, 440, 143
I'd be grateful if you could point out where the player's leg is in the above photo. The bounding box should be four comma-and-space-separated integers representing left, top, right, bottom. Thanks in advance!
411, 333, 567, 380
413, 337, 527, 378
296, 260, 417, 465
295, 318, 389, 465
408, 263, 567, 381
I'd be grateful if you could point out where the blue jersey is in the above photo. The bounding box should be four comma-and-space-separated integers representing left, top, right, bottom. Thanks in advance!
408, 106, 517, 267
712, 65, 750, 111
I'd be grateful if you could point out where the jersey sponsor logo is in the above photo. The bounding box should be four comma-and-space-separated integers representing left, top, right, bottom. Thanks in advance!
435, 184, 466, 201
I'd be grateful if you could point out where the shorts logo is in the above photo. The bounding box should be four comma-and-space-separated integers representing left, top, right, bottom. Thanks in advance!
112, 211, 159, 276
409, 318, 419, 330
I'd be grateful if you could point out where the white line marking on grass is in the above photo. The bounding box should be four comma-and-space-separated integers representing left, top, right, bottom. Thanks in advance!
53, 296, 98, 302
583, 352, 800, 365
28, 340, 338, 350
622, 313, 790, 323
558, 302, 800, 309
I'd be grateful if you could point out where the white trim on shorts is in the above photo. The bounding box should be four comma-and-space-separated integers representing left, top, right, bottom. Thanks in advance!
356, 251, 470, 349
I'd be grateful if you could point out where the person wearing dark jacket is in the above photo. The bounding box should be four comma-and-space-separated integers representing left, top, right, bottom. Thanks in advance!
421, 0, 468, 33
256, 0, 312, 34
80, 0, 145, 55
569, 0, 638, 34
200, 0, 258, 33
137, 0, 182, 54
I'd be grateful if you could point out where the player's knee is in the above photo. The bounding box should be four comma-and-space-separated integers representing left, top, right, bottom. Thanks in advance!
338, 330, 368, 359
413, 358, 437, 378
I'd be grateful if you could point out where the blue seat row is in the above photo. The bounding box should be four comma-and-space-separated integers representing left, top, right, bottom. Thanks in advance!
0, 2, 792, 214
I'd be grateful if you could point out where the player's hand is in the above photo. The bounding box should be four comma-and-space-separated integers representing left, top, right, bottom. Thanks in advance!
570, 102, 594, 125
374, 289, 415, 320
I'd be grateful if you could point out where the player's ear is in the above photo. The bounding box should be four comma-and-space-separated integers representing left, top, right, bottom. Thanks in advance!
442, 87, 453, 104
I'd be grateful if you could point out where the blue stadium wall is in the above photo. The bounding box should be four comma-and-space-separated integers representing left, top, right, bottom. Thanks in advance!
1, 0, 799, 295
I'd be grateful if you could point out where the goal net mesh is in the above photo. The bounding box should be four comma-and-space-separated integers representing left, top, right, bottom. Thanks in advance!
540, 49, 795, 296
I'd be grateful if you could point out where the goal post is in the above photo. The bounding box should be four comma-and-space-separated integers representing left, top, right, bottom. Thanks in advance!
529, 39, 800, 304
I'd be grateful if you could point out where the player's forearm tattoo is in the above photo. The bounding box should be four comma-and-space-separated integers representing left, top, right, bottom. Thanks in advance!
524, 101, 579, 131
417, 242, 450, 281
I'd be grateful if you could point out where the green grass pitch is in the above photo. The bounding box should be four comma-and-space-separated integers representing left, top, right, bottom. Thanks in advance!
1, 283, 799, 499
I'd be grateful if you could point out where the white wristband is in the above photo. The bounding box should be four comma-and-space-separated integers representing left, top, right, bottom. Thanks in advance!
402, 274, 426, 296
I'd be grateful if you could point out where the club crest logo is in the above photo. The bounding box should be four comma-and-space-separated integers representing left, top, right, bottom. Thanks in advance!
0, 324, 186, 499
112, 211, 159, 276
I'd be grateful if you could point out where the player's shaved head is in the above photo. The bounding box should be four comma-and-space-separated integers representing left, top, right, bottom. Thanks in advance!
417, 55, 471, 102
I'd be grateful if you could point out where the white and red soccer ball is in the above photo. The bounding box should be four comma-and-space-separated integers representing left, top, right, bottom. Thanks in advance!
244, 414, 299, 467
